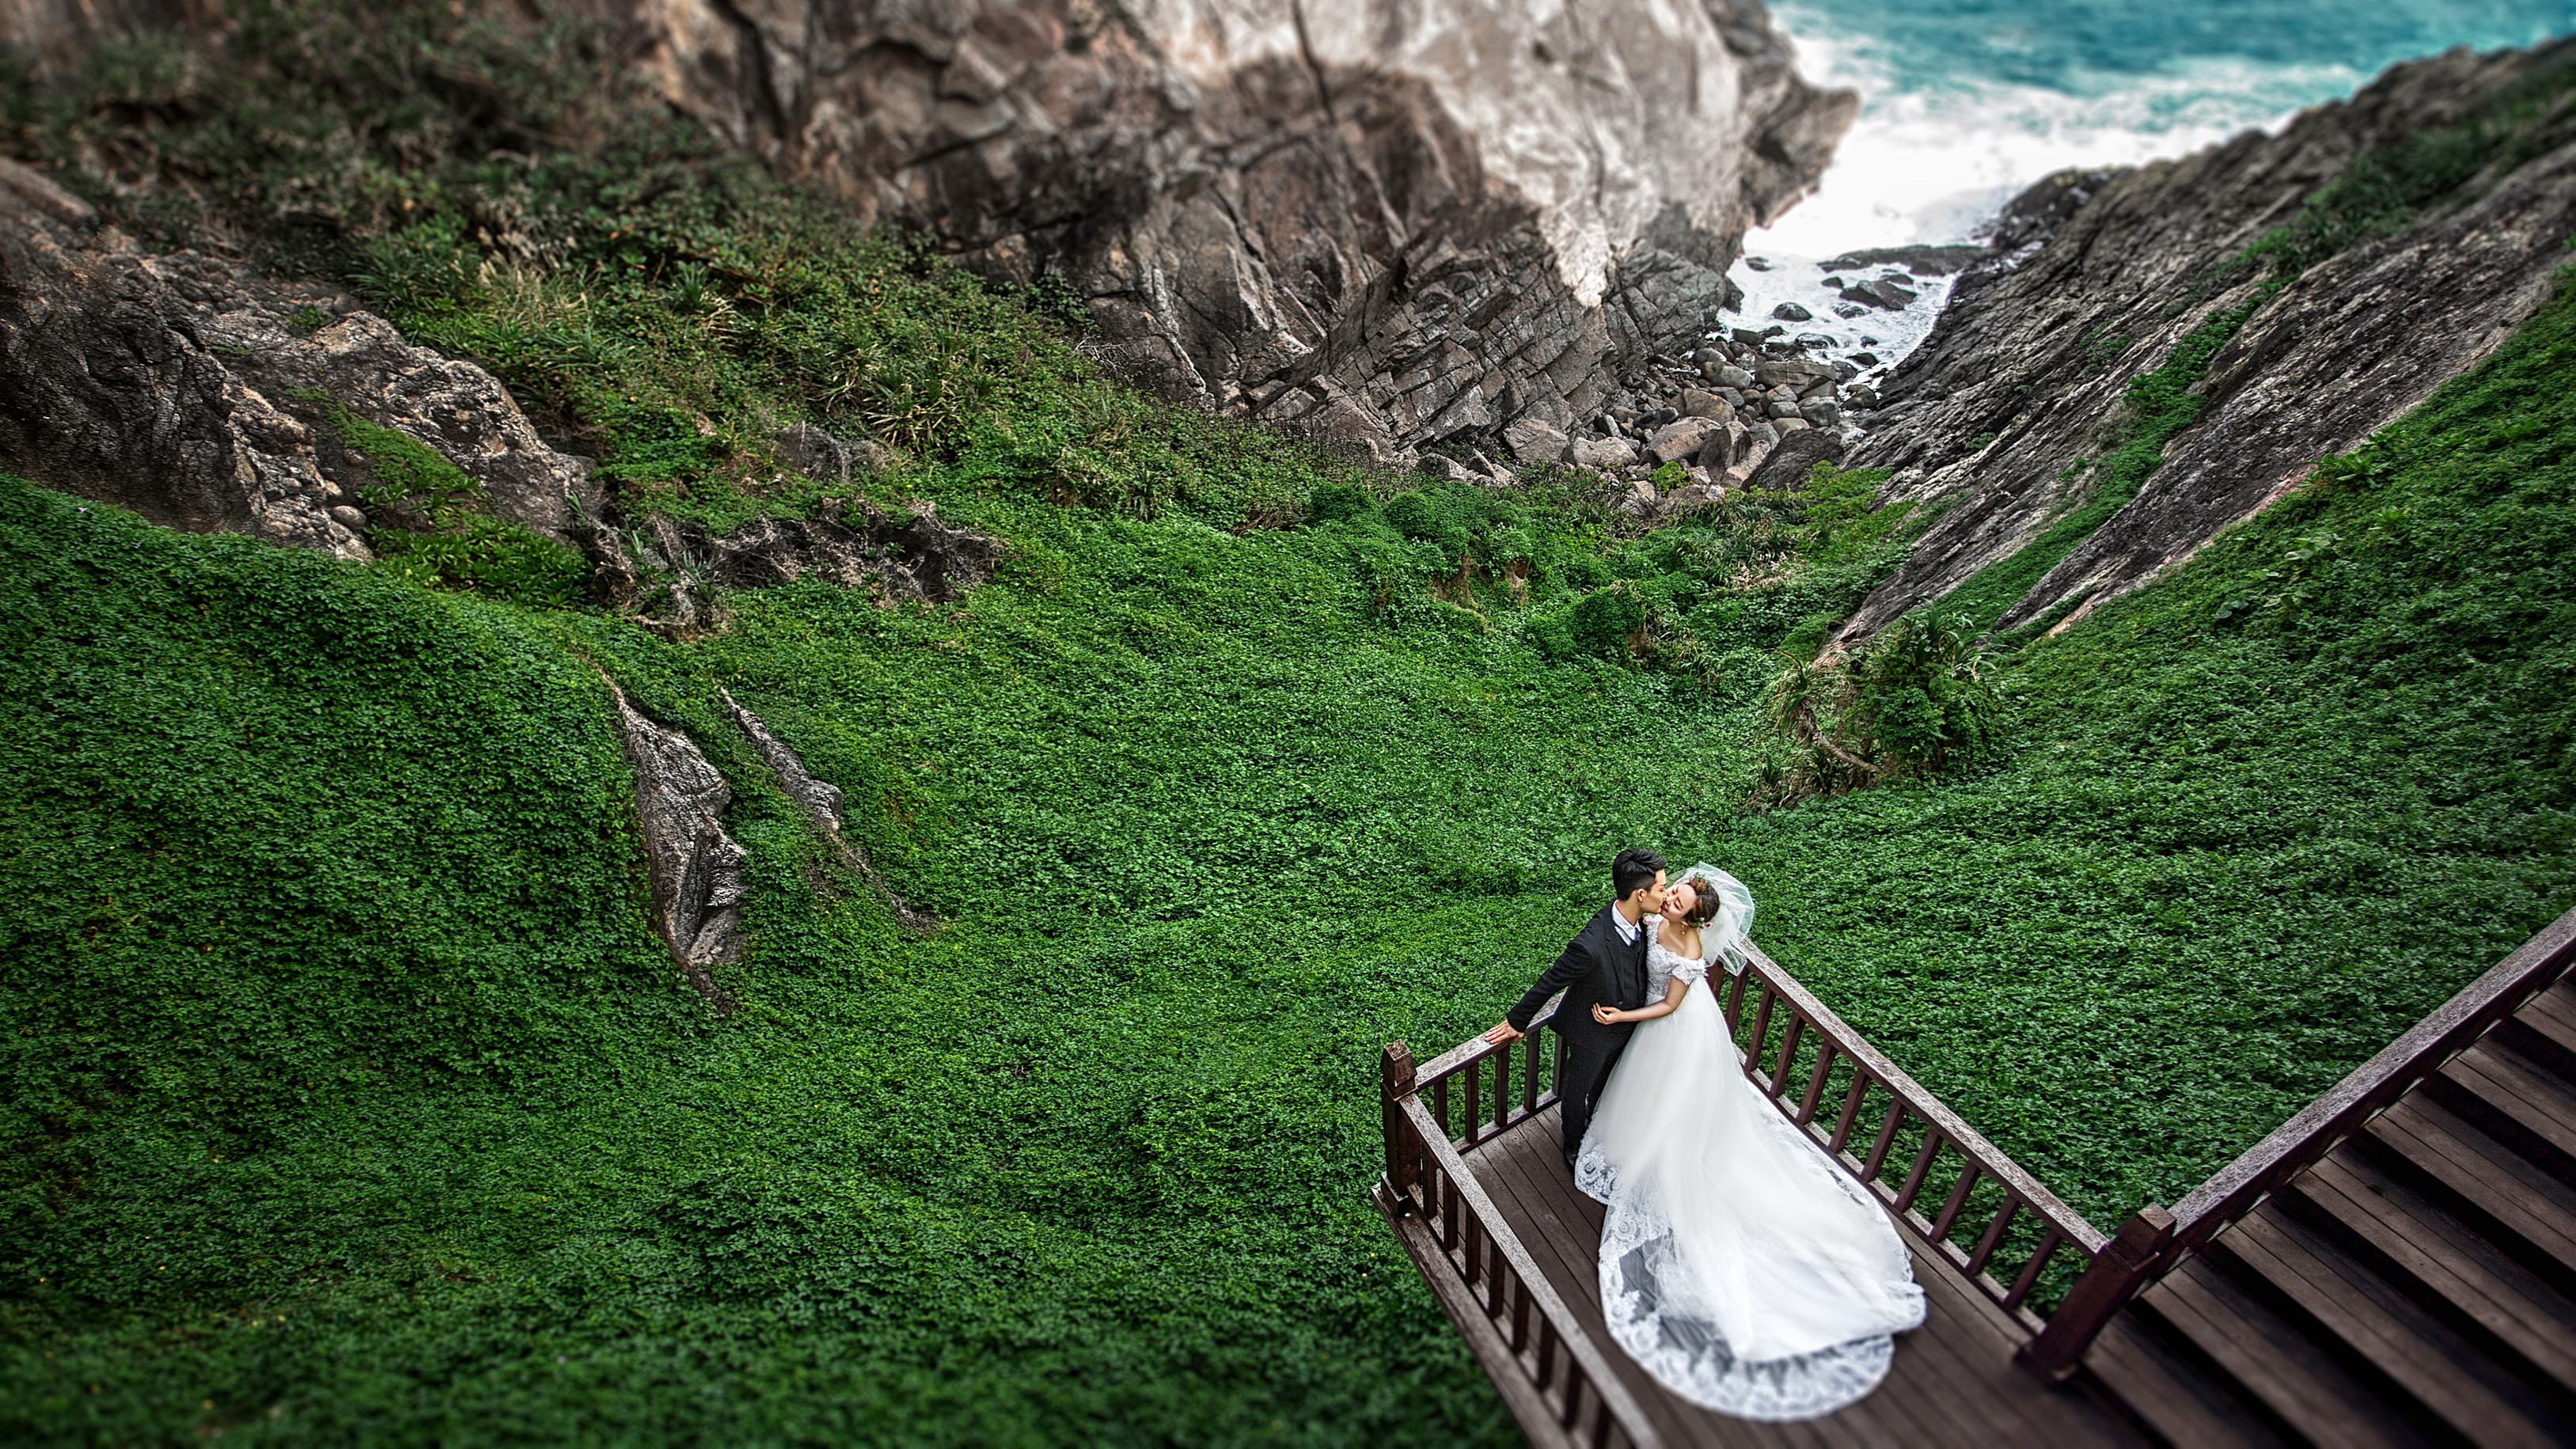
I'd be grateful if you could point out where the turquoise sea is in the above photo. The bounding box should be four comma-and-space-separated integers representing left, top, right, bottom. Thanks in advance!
1730, 0, 2574, 362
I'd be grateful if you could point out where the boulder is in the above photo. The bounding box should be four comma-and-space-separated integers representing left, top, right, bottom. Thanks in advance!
1694, 424, 1740, 472
0, 165, 598, 562
1771, 302, 1814, 321
1571, 435, 1639, 471
1644, 415, 1723, 465
1745, 426, 1846, 490
1715, 364, 1757, 389
1504, 416, 1575, 465
1755, 358, 1836, 390
1679, 388, 1732, 421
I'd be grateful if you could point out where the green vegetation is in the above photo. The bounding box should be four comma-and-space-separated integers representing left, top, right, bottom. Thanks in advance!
2245, 55, 2576, 281
311, 401, 590, 605
1729, 271, 2576, 1223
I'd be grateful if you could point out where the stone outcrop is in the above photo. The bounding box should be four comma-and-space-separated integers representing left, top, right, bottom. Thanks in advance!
1834, 39, 2576, 647
0, 158, 598, 558
611, 685, 747, 1010
607, 0, 1854, 461
723, 689, 939, 931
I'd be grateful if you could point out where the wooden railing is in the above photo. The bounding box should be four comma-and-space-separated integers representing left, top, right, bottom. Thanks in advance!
1377, 996, 1662, 1449
2018, 902, 2576, 1379
1721, 944, 2107, 1332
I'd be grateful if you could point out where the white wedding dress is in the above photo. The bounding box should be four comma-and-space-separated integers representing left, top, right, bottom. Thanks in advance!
1574, 866, 1925, 1421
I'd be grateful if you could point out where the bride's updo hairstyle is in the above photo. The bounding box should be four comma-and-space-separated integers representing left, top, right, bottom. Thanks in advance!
1677, 879, 1724, 927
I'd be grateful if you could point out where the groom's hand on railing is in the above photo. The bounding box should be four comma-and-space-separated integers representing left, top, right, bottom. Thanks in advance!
1481, 1019, 1523, 1045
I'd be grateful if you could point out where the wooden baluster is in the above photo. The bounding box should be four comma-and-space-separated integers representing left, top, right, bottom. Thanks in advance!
1511, 1275, 1531, 1352
1931, 1163, 1982, 1242
1746, 989, 1774, 1074
1894, 1130, 1946, 1215
1523, 1031, 1541, 1115
1770, 1013, 1805, 1097
1432, 1075, 1450, 1142
1724, 964, 1748, 1029
1463, 1211, 1481, 1286
1829, 1071, 1871, 1153
1860, 1099, 1905, 1182
1796, 1043, 1837, 1125
2020, 1207, 2175, 1381
1380, 1042, 1418, 1200
1590, 1392, 1614, 1449
1494, 1043, 1512, 1133
1463, 1056, 1481, 1147
1488, 1237, 1508, 1314
1558, 1364, 1584, 1429
2003, 1227, 2062, 1312
1536, 1321, 1559, 1391
1440, 1161, 1460, 1252
1967, 1197, 2020, 1277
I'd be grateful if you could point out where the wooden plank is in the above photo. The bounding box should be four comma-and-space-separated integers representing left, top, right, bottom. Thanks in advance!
2433, 1041, 2576, 1180
1403, 1098, 1666, 1447
1375, 1180, 1580, 1449
2166, 905, 2576, 1248
2365, 1097, 2576, 1292
2291, 1148, 2576, 1394
2213, 1208, 2563, 1446
2132, 1258, 2420, 1447
1473, 1124, 1952, 1449
2079, 1312, 2285, 1448
1468, 1114, 2135, 1448
2498, 1003, 2576, 1079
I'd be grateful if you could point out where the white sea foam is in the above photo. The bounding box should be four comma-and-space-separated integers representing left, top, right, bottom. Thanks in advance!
1724, 24, 2370, 374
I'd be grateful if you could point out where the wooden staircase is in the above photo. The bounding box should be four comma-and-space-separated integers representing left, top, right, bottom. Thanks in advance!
2083, 973, 2576, 1446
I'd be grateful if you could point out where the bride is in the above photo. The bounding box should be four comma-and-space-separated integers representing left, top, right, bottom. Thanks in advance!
1574, 864, 1926, 1421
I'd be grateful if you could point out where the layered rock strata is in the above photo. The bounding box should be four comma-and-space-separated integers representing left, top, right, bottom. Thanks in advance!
611, 685, 748, 1010
610, 0, 1853, 461
1834, 40, 2576, 646
0, 158, 595, 558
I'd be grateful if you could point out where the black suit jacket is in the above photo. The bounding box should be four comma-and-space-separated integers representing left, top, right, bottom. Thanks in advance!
1506, 905, 1650, 1045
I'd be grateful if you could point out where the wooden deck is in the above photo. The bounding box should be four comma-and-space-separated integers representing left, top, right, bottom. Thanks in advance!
2076, 949, 2576, 1446
1418, 1107, 2144, 1447
1382, 905, 2576, 1448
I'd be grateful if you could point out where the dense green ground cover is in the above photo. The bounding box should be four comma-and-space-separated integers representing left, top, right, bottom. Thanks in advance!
6, 276, 2574, 1441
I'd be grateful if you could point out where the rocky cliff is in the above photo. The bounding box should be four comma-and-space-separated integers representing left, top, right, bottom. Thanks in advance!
568, 0, 1852, 461
1835, 39, 2576, 647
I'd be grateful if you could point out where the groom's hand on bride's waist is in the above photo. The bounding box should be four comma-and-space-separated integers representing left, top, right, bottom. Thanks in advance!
1482, 1020, 1523, 1045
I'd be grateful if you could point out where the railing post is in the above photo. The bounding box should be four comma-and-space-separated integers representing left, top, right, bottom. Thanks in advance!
2017, 1204, 2175, 1381
1382, 1041, 1418, 1201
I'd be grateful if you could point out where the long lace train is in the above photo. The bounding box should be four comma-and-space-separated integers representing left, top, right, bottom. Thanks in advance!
1576, 939, 1924, 1420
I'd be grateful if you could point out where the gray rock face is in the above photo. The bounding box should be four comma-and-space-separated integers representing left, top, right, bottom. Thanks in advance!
611, 687, 747, 1011
1840, 39, 2576, 646
604, 0, 1853, 461
0, 164, 598, 558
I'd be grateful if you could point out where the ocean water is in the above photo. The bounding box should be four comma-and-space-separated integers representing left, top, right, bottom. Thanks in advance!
1727, 0, 2575, 372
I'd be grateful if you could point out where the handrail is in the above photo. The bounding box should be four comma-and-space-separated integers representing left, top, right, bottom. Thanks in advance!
1379, 1003, 1661, 1449
1719, 943, 2107, 1332
2018, 901, 2576, 1379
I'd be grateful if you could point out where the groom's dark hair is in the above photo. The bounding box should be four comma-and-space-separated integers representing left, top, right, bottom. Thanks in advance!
1611, 848, 1667, 901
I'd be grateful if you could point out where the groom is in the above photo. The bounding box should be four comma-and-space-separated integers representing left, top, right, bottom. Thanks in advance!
1485, 848, 1667, 1174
